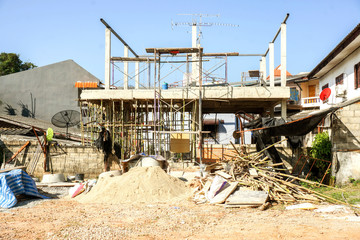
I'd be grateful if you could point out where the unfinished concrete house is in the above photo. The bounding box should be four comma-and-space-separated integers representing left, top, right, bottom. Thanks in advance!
79, 17, 291, 164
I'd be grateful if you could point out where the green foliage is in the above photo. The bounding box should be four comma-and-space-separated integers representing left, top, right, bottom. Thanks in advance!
310, 131, 332, 161
308, 132, 332, 182
0, 52, 37, 76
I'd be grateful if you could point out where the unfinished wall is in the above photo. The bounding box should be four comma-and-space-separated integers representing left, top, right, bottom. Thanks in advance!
332, 102, 360, 185
0, 139, 107, 180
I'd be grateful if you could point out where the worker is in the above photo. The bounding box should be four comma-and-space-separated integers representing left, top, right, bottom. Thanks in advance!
95, 126, 112, 171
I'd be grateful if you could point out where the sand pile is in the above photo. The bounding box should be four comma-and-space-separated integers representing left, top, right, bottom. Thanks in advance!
78, 166, 191, 204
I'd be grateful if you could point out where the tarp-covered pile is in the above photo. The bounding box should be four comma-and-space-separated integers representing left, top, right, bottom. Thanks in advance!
0, 169, 48, 208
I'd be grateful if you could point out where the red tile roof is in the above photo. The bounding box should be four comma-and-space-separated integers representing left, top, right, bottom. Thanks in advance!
267, 65, 292, 80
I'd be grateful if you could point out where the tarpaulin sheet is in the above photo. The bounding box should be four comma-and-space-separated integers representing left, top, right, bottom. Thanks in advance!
0, 169, 49, 208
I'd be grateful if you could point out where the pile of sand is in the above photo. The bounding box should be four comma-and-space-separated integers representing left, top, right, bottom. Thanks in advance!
78, 166, 191, 204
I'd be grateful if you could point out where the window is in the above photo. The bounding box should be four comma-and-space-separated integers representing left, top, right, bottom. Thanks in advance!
355, 62, 360, 89
336, 73, 344, 85
322, 83, 329, 90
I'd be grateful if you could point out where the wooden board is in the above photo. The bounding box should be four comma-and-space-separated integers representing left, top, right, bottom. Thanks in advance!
225, 190, 268, 205
36, 182, 76, 187
215, 171, 232, 179
224, 204, 259, 208
0, 166, 27, 174
170, 134, 190, 153
210, 182, 238, 204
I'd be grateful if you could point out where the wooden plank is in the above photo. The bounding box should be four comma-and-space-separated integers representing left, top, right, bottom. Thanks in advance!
210, 182, 238, 204
225, 190, 268, 205
36, 182, 76, 187
215, 171, 232, 179
202, 52, 239, 57
224, 204, 259, 208
146, 47, 203, 54
0, 166, 27, 174
6, 141, 30, 164
111, 57, 157, 62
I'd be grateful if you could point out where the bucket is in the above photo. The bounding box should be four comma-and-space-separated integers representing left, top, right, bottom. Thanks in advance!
162, 83, 168, 90
75, 173, 84, 181
141, 157, 160, 167
42, 173, 66, 183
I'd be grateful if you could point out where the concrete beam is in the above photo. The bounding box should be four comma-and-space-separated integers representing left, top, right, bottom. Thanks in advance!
81, 86, 290, 101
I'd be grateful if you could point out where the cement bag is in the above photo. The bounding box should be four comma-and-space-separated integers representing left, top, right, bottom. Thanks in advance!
206, 175, 227, 201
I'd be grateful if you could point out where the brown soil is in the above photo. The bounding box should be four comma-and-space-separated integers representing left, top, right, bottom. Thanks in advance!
1, 198, 360, 240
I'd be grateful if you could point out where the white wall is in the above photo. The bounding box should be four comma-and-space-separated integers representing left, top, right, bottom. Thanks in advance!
203, 113, 252, 144
318, 47, 360, 109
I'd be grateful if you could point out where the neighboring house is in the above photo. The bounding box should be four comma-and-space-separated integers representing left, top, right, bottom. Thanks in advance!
202, 114, 253, 145
307, 23, 360, 185
286, 73, 321, 110
0, 60, 100, 123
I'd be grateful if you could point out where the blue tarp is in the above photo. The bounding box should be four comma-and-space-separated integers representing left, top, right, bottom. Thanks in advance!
0, 169, 49, 209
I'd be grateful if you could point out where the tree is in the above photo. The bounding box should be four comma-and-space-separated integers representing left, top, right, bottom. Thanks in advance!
0, 52, 37, 76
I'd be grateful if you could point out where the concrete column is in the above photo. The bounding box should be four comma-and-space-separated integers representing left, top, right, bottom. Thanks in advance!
259, 59, 263, 82
135, 61, 139, 89
281, 99, 287, 146
105, 28, 111, 90
124, 46, 129, 90
281, 99, 287, 121
261, 56, 267, 83
269, 42, 274, 87
281, 23, 287, 87
192, 24, 198, 83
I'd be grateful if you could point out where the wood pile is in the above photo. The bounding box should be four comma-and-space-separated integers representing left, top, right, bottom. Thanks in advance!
191, 139, 344, 209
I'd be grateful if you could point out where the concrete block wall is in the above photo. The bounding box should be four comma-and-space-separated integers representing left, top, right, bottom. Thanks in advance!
332, 102, 360, 185
0, 138, 106, 180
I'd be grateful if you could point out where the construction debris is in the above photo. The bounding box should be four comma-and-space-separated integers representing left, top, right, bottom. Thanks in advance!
191, 138, 349, 209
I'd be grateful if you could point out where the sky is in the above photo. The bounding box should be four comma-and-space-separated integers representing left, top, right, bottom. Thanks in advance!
1, 0, 360, 85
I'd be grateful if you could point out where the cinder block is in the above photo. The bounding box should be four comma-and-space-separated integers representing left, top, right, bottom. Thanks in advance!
339, 110, 354, 117
349, 104, 360, 111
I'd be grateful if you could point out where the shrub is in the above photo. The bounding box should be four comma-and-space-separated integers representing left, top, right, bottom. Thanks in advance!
309, 131, 332, 182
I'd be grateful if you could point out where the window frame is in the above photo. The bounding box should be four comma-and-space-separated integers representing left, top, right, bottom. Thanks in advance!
335, 73, 344, 86
355, 62, 360, 89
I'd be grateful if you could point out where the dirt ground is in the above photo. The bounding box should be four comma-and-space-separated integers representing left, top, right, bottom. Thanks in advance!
1, 194, 360, 240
